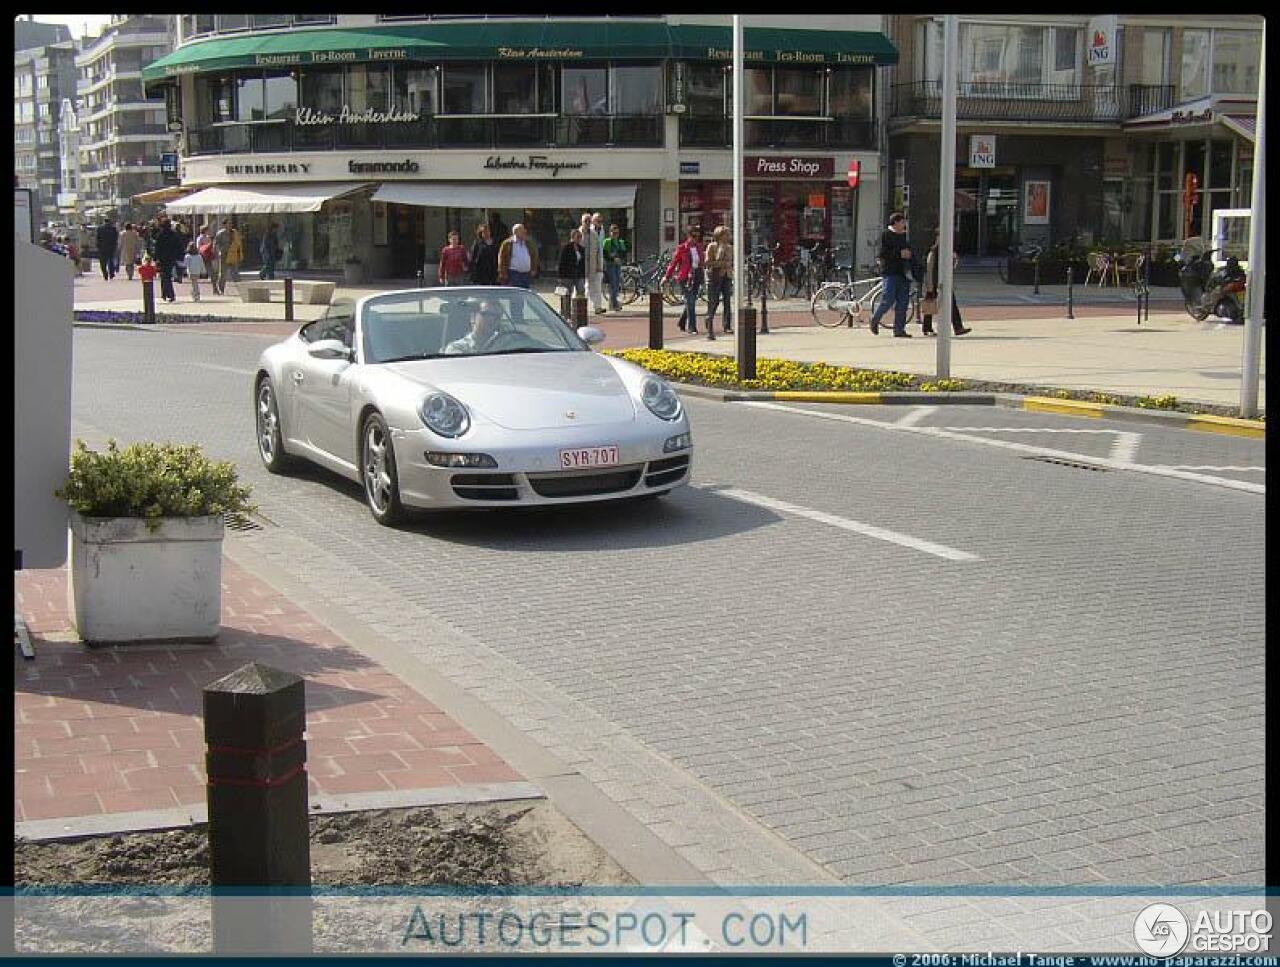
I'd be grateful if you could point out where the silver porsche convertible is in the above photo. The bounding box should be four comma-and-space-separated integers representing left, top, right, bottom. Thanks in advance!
253, 287, 692, 525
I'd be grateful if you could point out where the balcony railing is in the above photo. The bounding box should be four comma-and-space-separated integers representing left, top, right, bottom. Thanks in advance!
892, 82, 1177, 122
679, 116, 877, 150
187, 115, 664, 154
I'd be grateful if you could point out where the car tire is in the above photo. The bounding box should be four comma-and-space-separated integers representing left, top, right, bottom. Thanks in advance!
255, 376, 297, 474
361, 412, 407, 526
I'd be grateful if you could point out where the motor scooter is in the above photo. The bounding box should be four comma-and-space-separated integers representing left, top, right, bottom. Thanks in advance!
1178, 248, 1246, 323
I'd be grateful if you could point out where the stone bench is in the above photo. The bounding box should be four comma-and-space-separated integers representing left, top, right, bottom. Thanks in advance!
236, 280, 336, 305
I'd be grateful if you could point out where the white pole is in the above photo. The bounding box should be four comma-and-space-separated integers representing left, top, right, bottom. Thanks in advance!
1240, 22, 1265, 418
936, 15, 958, 378
733, 15, 745, 361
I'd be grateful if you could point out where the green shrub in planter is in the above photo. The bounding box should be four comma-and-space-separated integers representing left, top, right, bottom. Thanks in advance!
55, 440, 255, 531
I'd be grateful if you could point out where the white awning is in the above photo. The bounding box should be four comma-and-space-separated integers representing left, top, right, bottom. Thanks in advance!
164, 182, 370, 214
371, 181, 638, 210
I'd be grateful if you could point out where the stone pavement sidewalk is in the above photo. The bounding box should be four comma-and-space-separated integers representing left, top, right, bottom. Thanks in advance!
14, 557, 528, 837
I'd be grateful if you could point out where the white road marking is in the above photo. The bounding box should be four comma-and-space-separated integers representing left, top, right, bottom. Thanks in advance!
1109, 431, 1142, 465
193, 363, 256, 376
939, 426, 1115, 434
1153, 465, 1266, 473
717, 487, 980, 562
741, 401, 1264, 495
895, 405, 937, 427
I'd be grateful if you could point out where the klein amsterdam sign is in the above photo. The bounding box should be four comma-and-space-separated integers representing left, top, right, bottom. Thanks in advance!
295, 106, 421, 126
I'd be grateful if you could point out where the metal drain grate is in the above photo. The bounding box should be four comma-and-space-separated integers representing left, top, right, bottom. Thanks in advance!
1023, 456, 1110, 472
223, 511, 272, 532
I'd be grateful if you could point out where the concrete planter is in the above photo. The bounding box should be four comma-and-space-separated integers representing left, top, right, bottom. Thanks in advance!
68, 512, 224, 645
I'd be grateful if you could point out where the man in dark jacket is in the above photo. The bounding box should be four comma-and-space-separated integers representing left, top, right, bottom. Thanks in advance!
867, 211, 913, 337
95, 218, 119, 280
154, 216, 184, 303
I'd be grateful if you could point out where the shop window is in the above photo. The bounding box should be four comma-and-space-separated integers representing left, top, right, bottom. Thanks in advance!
263, 71, 297, 121
393, 68, 436, 116
443, 64, 488, 114
1179, 29, 1209, 101
252, 14, 289, 28
743, 68, 773, 115
829, 68, 872, 119
301, 69, 345, 116
611, 64, 662, 115
217, 14, 249, 32
1208, 140, 1233, 191
1211, 30, 1260, 95
347, 65, 390, 114
683, 63, 725, 116
493, 63, 553, 115
774, 68, 823, 116
563, 65, 607, 115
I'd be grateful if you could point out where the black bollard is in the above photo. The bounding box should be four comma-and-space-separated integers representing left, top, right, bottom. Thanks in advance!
1033, 256, 1041, 295
142, 277, 156, 325
759, 272, 770, 334
284, 277, 294, 322
737, 305, 757, 381
1144, 250, 1151, 323
571, 295, 589, 329
648, 291, 664, 350
205, 662, 312, 954
560, 291, 572, 319
1066, 266, 1074, 319
415, 269, 423, 288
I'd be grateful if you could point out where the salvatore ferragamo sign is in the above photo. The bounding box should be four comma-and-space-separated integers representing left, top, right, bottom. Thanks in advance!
483, 155, 588, 178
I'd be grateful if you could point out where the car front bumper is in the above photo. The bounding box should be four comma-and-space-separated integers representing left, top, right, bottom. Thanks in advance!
390, 420, 692, 509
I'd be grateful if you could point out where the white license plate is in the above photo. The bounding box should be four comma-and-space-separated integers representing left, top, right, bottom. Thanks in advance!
559, 446, 619, 470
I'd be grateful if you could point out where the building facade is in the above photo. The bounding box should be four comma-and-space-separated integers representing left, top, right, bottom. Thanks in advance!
15, 24, 78, 228
75, 15, 175, 223
884, 14, 1261, 256
144, 15, 897, 278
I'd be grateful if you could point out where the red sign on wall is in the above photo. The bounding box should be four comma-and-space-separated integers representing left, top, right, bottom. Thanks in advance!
745, 156, 834, 180
847, 160, 861, 189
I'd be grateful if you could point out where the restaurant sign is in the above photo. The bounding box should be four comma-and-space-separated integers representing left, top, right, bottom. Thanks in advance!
703, 47, 875, 65
295, 106, 421, 125
484, 155, 588, 178
745, 156, 834, 179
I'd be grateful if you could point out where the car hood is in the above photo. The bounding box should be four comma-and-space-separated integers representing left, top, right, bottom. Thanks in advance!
384, 351, 636, 430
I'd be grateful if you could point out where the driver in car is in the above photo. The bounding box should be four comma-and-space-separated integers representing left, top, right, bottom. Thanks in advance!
443, 300, 503, 355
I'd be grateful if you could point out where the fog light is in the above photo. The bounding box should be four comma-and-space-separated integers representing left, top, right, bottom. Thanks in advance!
663, 432, 692, 453
425, 452, 498, 468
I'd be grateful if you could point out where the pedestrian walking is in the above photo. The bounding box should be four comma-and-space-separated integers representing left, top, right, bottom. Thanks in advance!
438, 230, 471, 286
664, 225, 706, 334
259, 222, 282, 280
497, 223, 538, 289
922, 231, 972, 337
584, 212, 607, 313
196, 224, 217, 288
469, 223, 499, 285
867, 211, 913, 337
704, 225, 734, 335
95, 218, 119, 280
558, 228, 587, 298
154, 216, 184, 303
117, 223, 143, 281
172, 221, 191, 283
183, 242, 206, 302
602, 223, 627, 312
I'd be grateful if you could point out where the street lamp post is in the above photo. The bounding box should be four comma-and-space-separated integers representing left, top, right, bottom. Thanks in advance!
1240, 23, 1265, 419
936, 15, 959, 379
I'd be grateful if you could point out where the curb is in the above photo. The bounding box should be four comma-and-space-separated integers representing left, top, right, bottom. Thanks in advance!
671, 383, 1266, 438
72, 322, 152, 331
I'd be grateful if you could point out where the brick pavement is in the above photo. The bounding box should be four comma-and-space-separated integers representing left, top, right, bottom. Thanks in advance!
14, 558, 522, 825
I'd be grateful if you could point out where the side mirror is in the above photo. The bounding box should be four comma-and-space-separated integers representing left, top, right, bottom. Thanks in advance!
577, 325, 605, 346
308, 339, 352, 361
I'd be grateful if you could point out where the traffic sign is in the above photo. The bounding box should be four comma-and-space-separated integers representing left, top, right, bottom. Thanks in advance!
847, 160, 860, 189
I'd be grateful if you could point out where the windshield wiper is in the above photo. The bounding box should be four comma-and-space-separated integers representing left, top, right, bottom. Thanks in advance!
482, 347, 562, 356
379, 353, 447, 363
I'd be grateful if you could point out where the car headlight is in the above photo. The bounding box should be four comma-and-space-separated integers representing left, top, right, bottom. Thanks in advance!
418, 392, 470, 438
641, 377, 682, 421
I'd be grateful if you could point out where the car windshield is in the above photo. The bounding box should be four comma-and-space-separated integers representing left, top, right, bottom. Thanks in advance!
361, 287, 586, 363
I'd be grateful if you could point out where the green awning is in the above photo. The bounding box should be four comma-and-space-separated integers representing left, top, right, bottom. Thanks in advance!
670, 25, 898, 66
143, 21, 676, 82
143, 21, 897, 82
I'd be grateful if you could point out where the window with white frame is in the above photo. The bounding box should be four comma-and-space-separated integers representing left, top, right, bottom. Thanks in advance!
1210, 30, 1260, 94
1137, 27, 1171, 87
921, 20, 1082, 93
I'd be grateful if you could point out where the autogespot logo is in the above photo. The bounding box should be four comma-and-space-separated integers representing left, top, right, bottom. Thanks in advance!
1134, 902, 1191, 956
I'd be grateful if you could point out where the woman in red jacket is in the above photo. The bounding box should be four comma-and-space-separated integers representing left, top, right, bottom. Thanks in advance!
438, 230, 471, 286
663, 225, 706, 333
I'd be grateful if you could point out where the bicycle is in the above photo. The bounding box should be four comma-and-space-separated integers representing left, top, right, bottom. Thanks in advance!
996, 242, 1044, 284
811, 271, 921, 330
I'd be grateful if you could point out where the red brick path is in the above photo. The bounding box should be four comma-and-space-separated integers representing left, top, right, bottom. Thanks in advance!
14, 559, 521, 823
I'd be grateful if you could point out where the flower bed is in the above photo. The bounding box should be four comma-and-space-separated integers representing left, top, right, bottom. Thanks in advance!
74, 310, 227, 326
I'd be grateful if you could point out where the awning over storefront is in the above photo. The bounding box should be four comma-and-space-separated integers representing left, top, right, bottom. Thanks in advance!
164, 182, 369, 214
1220, 114, 1256, 142
143, 21, 896, 82
131, 185, 200, 206
371, 181, 638, 210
